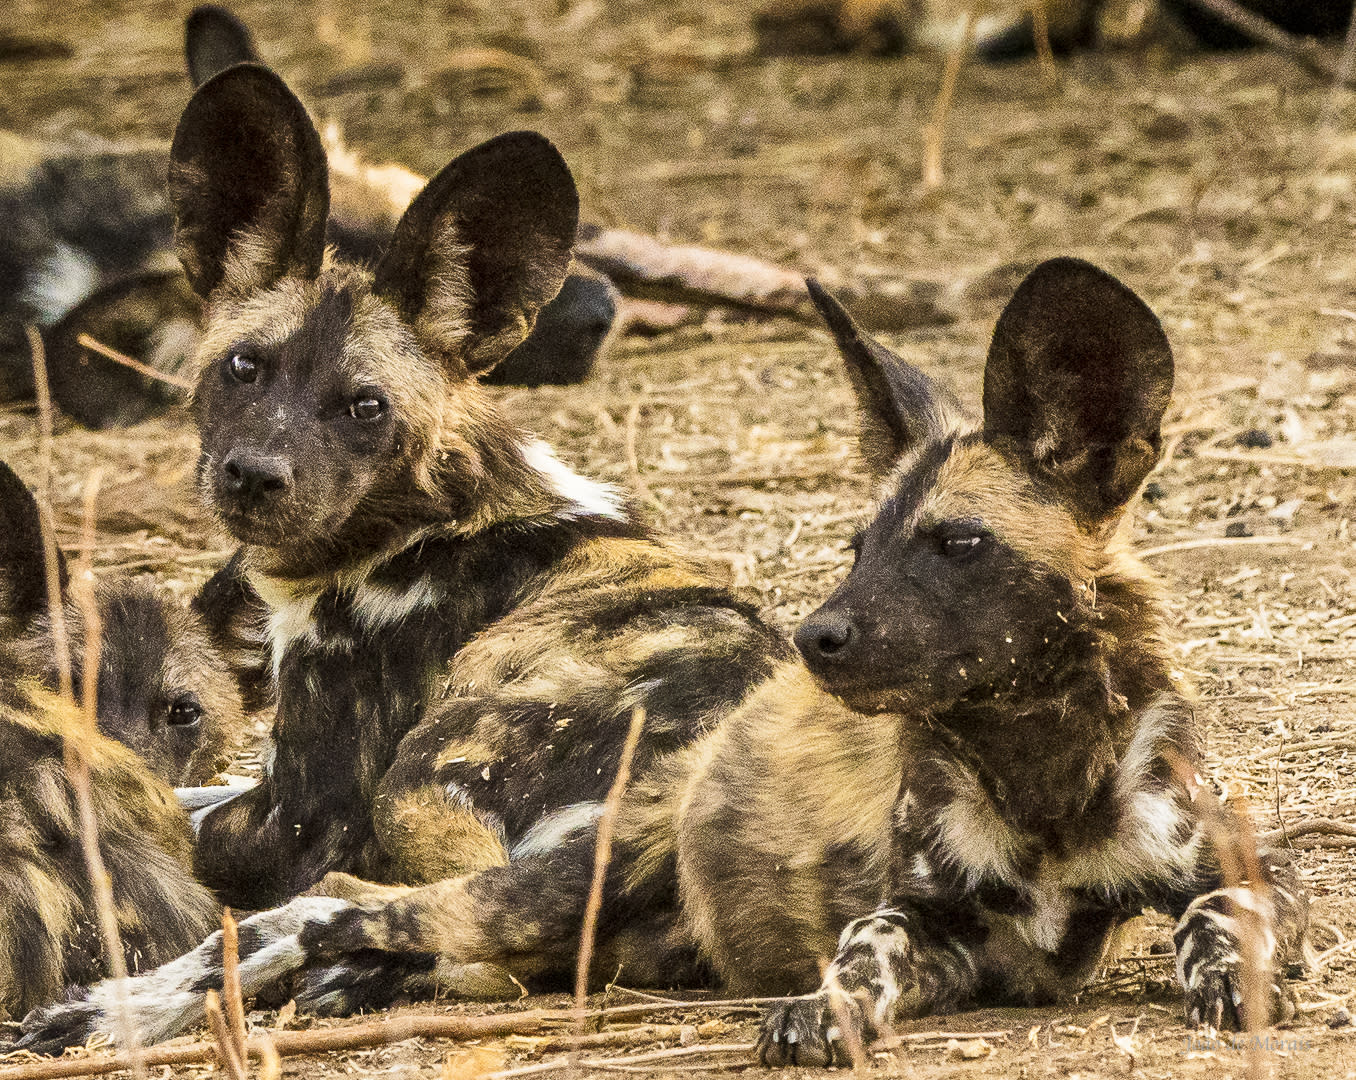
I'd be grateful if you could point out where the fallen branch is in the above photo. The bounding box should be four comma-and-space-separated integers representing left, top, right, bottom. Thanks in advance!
483, 1043, 756, 1080
0, 1000, 783, 1080
576, 226, 957, 331
1177, 0, 1354, 85
1258, 817, 1356, 847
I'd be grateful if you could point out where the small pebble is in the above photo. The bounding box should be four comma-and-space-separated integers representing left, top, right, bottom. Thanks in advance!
1142, 481, 1166, 502
1225, 521, 1254, 538
1237, 428, 1273, 449
1328, 1007, 1351, 1029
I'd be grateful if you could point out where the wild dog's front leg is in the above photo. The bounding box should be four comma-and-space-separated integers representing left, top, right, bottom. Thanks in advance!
1170, 843, 1308, 1030
759, 909, 978, 1068
293, 832, 695, 1015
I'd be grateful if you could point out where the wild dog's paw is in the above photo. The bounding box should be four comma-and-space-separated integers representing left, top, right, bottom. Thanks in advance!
294, 950, 436, 1016
15, 999, 102, 1057
756, 989, 867, 1068
1175, 889, 1295, 1031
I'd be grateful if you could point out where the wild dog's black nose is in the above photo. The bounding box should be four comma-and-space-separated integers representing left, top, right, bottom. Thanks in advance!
794, 612, 856, 664
222, 450, 292, 502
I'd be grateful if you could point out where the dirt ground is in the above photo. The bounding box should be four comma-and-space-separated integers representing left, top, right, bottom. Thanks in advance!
1, 0, 1355, 1077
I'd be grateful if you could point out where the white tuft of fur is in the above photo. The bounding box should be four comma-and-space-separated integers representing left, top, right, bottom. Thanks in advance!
521, 439, 626, 522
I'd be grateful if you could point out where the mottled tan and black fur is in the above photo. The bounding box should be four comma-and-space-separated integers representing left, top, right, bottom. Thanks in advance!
0, 459, 237, 1021
675, 261, 1309, 1064
18, 250, 1303, 1059
12, 63, 789, 1051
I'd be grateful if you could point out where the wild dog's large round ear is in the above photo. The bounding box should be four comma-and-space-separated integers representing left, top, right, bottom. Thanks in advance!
0, 459, 68, 629
807, 278, 962, 479
170, 64, 329, 299
981, 257, 1174, 526
373, 131, 578, 377
184, 5, 262, 88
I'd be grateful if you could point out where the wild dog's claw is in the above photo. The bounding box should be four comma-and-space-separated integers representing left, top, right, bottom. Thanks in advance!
757, 991, 864, 1068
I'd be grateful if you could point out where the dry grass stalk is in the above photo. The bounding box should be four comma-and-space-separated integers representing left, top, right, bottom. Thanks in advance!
574, 706, 647, 1029
73, 334, 193, 392
25, 325, 71, 701
1138, 535, 1306, 559
1174, 757, 1271, 1080
204, 991, 247, 1080
623, 402, 662, 512
220, 909, 248, 1067
29, 323, 144, 1076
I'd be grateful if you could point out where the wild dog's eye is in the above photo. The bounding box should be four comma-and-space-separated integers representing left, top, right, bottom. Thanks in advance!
942, 535, 984, 557
933, 521, 988, 560
228, 354, 258, 383
167, 694, 203, 727
349, 396, 386, 421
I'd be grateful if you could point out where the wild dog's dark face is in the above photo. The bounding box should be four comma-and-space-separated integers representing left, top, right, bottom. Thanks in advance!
169, 66, 578, 560
0, 460, 241, 785
795, 261, 1174, 713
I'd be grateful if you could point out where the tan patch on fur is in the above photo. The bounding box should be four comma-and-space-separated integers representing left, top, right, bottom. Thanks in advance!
919, 442, 1094, 583
675, 662, 904, 993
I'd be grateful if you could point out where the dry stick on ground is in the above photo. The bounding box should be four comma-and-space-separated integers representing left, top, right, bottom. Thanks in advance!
574, 706, 648, 1030
75, 334, 194, 392
0, 1004, 777, 1080
1137, 535, 1307, 559
1257, 818, 1356, 847
483, 1043, 758, 1080
28, 326, 144, 1077
1178, 0, 1356, 85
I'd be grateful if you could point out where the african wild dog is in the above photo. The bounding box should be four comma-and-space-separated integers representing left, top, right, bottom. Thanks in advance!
9, 60, 788, 1048
17, 256, 1307, 1057
0, 458, 238, 1020
675, 260, 1310, 1063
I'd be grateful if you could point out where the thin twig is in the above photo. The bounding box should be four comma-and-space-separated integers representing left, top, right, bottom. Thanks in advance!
61, 471, 142, 1077
575, 706, 647, 1028
1138, 535, 1307, 559
1257, 818, 1356, 847
483, 1043, 756, 1080
74, 334, 194, 392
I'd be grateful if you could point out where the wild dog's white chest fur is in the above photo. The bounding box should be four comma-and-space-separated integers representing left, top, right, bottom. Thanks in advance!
248, 573, 320, 683
915, 696, 1202, 954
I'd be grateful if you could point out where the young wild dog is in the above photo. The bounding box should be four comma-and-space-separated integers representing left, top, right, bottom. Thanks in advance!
16, 258, 1306, 1057
11, 61, 789, 1048
0, 458, 237, 1020
675, 259, 1310, 1064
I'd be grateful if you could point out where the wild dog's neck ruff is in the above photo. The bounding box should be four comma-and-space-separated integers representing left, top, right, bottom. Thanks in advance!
919, 547, 1180, 847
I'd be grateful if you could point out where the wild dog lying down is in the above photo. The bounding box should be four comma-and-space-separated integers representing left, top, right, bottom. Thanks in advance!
17, 257, 1307, 1056
677, 259, 1310, 1063
0, 458, 239, 1020
9, 60, 792, 1047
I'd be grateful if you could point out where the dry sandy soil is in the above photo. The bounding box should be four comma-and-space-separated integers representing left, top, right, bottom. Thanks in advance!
0, 1, 1354, 1077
